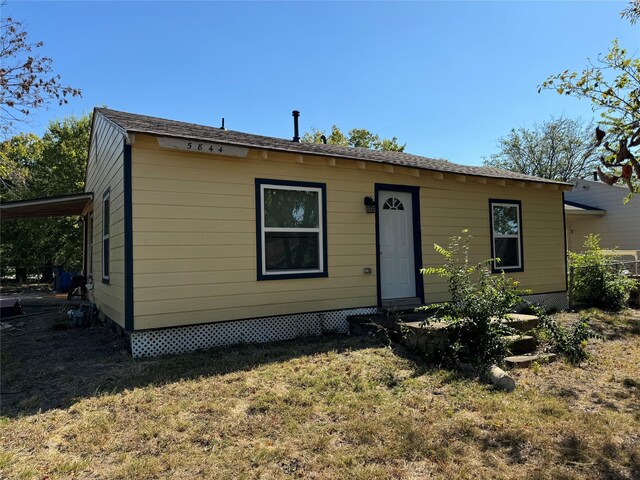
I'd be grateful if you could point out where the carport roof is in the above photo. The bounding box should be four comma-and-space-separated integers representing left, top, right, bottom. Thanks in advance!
0, 193, 93, 220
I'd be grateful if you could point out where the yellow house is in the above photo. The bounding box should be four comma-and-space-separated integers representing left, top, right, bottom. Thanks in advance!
4, 108, 572, 356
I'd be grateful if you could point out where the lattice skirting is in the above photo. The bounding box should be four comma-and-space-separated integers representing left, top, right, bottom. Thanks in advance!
130, 307, 377, 358
522, 292, 569, 311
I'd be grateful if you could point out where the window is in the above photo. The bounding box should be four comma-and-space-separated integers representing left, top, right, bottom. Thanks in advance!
102, 189, 110, 283
383, 197, 404, 210
256, 179, 327, 280
490, 199, 523, 272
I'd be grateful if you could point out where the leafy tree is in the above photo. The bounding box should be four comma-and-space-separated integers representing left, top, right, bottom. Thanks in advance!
0, 114, 90, 275
302, 125, 406, 152
0, 131, 41, 198
0, 10, 81, 136
539, 4, 639, 194
483, 117, 600, 182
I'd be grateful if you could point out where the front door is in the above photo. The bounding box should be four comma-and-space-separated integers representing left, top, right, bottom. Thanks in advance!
378, 190, 417, 301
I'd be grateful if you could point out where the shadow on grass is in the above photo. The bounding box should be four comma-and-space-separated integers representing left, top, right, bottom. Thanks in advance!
575, 307, 640, 340
0, 312, 383, 418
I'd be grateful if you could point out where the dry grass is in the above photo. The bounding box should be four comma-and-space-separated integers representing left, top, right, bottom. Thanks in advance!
1, 309, 639, 479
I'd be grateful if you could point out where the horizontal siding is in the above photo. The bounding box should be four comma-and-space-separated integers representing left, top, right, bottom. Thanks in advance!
85, 113, 126, 327
565, 180, 640, 251
131, 134, 566, 329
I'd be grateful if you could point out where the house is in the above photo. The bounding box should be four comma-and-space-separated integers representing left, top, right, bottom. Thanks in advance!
564, 178, 639, 256
1, 108, 572, 357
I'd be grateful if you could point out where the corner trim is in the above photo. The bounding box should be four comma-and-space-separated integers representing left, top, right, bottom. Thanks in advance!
562, 191, 568, 292
123, 142, 134, 332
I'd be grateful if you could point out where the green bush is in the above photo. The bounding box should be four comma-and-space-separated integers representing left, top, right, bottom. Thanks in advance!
569, 234, 635, 311
535, 311, 598, 364
419, 230, 526, 367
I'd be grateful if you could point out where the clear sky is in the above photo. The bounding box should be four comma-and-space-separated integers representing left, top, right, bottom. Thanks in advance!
3, 1, 638, 166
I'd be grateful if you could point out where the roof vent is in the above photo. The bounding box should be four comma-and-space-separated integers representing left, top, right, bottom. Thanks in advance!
292, 110, 300, 143
320, 135, 327, 144
220, 118, 226, 131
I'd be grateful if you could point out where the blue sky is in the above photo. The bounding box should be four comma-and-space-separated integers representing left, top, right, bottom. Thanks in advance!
4, 1, 638, 166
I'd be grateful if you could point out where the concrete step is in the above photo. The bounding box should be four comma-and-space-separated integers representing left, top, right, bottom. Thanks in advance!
503, 335, 537, 355
505, 353, 557, 368
502, 314, 540, 333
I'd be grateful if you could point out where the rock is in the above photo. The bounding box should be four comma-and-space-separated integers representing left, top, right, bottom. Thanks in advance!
487, 364, 516, 392
505, 353, 558, 368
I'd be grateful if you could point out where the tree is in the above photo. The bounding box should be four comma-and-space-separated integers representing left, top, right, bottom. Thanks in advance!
302, 125, 406, 152
0, 114, 90, 275
539, 4, 640, 195
483, 117, 600, 182
0, 11, 81, 136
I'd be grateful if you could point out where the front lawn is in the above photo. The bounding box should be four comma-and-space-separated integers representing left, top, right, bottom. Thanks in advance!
1, 309, 639, 479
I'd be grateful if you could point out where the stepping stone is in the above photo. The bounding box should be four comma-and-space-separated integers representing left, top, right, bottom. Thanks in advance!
503, 335, 537, 355
505, 353, 557, 368
502, 314, 540, 333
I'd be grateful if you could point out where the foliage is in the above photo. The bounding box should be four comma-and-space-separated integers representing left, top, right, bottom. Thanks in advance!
0, 131, 40, 197
0, 12, 81, 136
620, 0, 640, 24
569, 234, 636, 311
539, 5, 640, 195
302, 125, 406, 152
536, 311, 598, 364
0, 114, 90, 273
483, 117, 600, 182
419, 230, 526, 367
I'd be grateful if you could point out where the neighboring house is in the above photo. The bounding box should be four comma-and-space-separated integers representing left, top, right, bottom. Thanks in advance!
564, 178, 640, 252
1, 108, 571, 357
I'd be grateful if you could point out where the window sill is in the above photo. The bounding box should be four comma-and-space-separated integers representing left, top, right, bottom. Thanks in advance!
257, 271, 328, 281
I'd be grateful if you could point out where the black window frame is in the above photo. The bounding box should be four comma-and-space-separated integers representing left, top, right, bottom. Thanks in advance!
255, 178, 328, 281
489, 199, 524, 273
102, 189, 110, 284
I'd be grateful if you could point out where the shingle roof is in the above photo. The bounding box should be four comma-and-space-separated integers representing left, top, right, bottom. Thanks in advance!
96, 108, 569, 186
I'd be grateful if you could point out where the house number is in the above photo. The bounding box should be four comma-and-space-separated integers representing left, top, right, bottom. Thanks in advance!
157, 137, 249, 158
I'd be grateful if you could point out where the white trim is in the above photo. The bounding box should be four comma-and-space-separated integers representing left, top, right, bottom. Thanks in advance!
260, 183, 325, 276
129, 307, 377, 357
491, 202, 522, 270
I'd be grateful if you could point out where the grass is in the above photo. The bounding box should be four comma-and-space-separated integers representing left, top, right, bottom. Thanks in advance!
0, 309, 639, 479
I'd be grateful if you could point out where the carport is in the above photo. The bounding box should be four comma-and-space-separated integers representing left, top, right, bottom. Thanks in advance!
1, 193, 93, 220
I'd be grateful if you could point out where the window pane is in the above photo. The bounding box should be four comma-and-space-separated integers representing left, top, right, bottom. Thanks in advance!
103, 199, 110, 236
493, 205, 518, 235
494, 238, 520, 268
265, 232, 319, 271
264, 188, 319, 228
103, 238, 110, 277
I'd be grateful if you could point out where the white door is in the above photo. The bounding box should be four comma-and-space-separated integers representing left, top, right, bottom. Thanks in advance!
379, 190, 416, 300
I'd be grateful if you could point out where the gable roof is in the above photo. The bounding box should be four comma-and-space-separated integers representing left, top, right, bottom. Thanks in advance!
96, 108, 569, 186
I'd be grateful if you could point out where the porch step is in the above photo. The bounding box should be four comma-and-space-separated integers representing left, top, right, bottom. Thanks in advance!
505, 353, 557, 368
502, 314, 540, 333
503, 335, 537, 355
379, 297, 423, 314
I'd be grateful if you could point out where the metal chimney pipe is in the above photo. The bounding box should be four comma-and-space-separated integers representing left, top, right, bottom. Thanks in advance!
593, 171, 598, 181
292, 110, 300, 142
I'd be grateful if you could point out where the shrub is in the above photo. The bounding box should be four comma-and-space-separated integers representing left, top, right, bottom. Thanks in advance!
569, 234, 635, 311
536, 311, 598, 364
419, 230, 526, 367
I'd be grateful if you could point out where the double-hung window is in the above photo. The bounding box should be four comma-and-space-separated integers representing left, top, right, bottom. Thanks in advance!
256, 179, 328, 280
102, 189, 110, 283
489, 199, 523, 272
